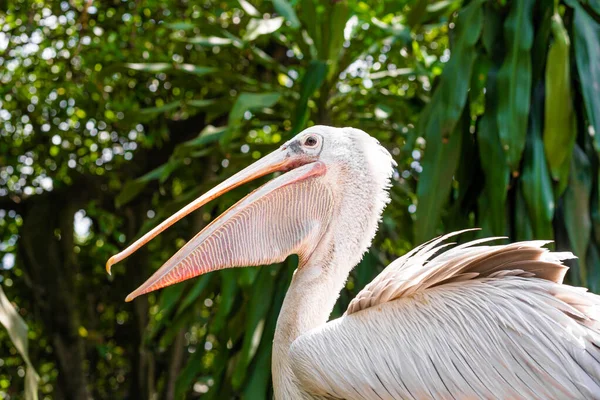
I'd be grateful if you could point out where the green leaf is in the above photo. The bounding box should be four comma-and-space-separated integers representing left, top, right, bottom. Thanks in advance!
586, 243, 600, 292
115, 180, 148, 208
353, 251, 379, 293
531, 0, 554, 84
515, 184, 534, 241
406, 0, 429, 29
496, 0, 535, 171
416, 108, 464, 243
244, 17, 285, 41
139, 100, 181, 115
174, 64, 218, 77
115, 158, 180, 208
477, 65, 509, 236
157, 285, 185, 317
414, 0, 484, 242
469, 54, 490, 117
238, 0, 260, 16
423, 1, 462, 25
370, 18, 411, 41
212, 270, 240, 332
138, 161, 179, 183
521, 90, 554, 240
231, 268, 277, 388
242, 264, 293, 398
186, 36, 235, 46
369, 68, 415, 80
241, 333, 272, 398
564, 145, 592, 284
481, 2, 503, 57
544, 13, 577, 196
165, 21, 196, 30
572, 5, 600, 154
186, 99, 218, 108
221, 92, 281, 146
175, 275, 213, 317
229, 92, 281, 122
124, 62, 172, 72
0, 285, 39, 400
324, 0, 349, 66
292, 60, 327, 133
185, 125, 228, 148
175, 341, 206, 399
272, 0, 301, 28
576, 0, 600, 18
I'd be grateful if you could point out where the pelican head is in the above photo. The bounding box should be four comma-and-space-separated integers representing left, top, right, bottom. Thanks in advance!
107, 126, 395, 301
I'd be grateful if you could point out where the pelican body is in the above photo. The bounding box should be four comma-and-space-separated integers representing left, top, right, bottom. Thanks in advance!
107, 126, 600, 399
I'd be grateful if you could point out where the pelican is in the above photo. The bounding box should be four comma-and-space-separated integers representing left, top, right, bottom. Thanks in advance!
107, 126, 600, 399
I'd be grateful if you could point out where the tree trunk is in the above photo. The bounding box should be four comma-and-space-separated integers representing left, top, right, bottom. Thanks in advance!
19, 192, 91, 400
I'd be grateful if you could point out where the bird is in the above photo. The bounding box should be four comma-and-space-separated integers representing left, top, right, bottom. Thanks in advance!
106, 126, 600, 399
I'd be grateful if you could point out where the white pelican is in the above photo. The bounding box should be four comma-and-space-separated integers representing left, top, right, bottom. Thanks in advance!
107, 126, 600, 399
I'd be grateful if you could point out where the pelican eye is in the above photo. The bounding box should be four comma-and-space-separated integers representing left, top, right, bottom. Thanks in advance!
303, 135, 318, 147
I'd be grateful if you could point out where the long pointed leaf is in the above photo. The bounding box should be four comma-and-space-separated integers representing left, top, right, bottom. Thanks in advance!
0, 286, 39, 400
477, 65, 509, 236
496, 0, 535, 171
572, 5, 600, 154
521, 86, 554, 240
544, 13, 577, 196
564, 145, 592, 284
415, 0, 484, 242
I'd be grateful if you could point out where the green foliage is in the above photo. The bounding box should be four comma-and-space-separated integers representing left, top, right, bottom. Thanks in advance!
415, 0, 483, 243
0, 286, 38, 400
412, 0, 600, 290
0, 0, 599, 399
496, 0, 535, 172
544, 13, 576, 195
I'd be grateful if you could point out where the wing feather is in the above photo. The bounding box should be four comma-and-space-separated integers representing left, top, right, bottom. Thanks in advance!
291, 278, 600, 399
347, 231, 572, 315
290, 232, 600, 399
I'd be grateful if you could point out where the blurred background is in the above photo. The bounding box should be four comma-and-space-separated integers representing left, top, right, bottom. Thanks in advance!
0, 0, 599, 399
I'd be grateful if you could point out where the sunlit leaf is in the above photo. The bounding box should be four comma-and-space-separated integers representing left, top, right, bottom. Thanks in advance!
175, 64, 218, 77
544, 14, 577, 196
272, 0, 301, 28
165, 21, 196, 30
238, 0, 260, 16
0, 286, 39, 400
186, 36, 235, 46
124, 62, 173, 72
244, 17, 285, 41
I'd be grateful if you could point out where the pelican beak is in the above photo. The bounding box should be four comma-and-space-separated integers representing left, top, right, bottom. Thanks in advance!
106, 143, 330, 302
